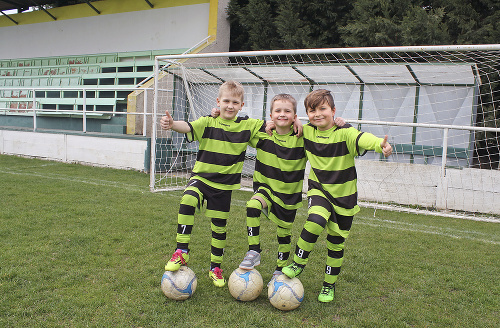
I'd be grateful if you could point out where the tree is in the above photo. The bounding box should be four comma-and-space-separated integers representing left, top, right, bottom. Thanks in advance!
227, 0, 352, 51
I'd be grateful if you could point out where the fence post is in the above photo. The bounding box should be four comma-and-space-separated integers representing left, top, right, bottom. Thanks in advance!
143, 89, 148, 137
82, 88, 87, 133
441, 128, 449, 177
32, 88, 37, 131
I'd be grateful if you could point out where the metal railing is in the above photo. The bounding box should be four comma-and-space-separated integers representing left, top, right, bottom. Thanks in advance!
0, 86, 154, 136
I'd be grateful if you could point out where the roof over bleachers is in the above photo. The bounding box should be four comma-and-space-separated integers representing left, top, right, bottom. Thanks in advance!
0, 1, 79, 12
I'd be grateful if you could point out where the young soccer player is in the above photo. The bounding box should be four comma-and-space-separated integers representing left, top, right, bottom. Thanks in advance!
282, 89, 393, 303
160, 81, 264, 287
237, 94, 306, 280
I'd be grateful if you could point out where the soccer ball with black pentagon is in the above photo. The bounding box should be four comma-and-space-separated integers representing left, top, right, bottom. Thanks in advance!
268, 274, 304, 311
161, 266, 197, 301
228, 268, 263, 301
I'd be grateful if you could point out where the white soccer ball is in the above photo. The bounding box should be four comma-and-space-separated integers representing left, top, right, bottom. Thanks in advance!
268, 274, 304, 311
161, 266, 197, 301
228, 268, 263, 301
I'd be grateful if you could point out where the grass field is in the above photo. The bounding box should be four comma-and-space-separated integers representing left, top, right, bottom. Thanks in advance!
1, 154, 499, 327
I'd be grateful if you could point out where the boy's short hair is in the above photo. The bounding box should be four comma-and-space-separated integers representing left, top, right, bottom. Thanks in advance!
271, 94, 297, 114
219, 80, 245, 101
304, 89, 335, 112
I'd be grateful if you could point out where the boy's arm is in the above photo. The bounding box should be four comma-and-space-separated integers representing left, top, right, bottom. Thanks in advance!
160, 111, 191, 134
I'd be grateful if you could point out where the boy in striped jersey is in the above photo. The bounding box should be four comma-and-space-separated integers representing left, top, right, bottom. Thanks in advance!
238, 94, 306, 281
282, 89, 393, 302
160, 81, 264, 287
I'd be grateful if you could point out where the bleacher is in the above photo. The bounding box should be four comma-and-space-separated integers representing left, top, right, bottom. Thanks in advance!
0, 50, 169, 134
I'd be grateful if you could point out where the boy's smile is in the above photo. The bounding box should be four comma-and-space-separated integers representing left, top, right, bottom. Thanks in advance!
217, 91, 244, 120
307, 102, 336, 131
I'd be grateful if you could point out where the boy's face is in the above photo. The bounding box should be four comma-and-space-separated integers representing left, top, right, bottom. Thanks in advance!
307, 101, 336, 131
270, 99, 296, 129
216, 91, 244, 120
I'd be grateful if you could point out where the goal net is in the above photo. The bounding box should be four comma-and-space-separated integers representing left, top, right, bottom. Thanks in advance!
151, 45, 500, 220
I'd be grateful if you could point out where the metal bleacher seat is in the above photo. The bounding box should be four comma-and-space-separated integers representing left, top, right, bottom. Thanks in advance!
0, 51, 162, 133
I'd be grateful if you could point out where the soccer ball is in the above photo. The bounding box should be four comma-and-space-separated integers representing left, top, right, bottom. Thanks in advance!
228, 268, 263, 301
160, 266, 197, 301
268, 274, 304, 311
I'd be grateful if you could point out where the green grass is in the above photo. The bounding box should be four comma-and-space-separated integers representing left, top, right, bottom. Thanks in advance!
1, 154, 499, 327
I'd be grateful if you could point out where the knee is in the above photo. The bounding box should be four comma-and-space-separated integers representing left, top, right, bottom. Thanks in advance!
246, 198, 263, 217
181, 191, 200, 208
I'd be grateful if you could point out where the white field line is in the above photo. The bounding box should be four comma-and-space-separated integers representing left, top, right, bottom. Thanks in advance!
0, 167, 149, 193
231, 199, 500, 245
355, 216, 500, 245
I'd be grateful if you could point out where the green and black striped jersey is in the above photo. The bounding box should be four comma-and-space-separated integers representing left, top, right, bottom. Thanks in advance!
186, 115, 264, 190
303, 124, 384, 216
250, 129, 307, 210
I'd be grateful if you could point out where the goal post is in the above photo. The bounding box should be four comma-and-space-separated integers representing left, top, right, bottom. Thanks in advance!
151, 45, 500, 219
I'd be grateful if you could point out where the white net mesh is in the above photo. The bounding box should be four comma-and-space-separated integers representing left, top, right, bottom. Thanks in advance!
152, 46, 500, 219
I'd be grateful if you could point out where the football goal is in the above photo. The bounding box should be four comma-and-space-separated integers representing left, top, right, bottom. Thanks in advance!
151, 45, 500, 220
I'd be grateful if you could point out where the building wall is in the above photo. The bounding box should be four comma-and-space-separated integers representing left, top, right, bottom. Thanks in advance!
0, 130, 148, 171
0, 0, 216, 60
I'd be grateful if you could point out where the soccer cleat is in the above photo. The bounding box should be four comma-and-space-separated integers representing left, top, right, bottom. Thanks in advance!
317, 283, 335, 303
209, 267, 226, 287
282, 262, 304, 278
165, 249, 189, 271
239, 250, 261, 270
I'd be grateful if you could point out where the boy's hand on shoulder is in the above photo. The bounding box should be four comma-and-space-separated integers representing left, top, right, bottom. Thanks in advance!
211, 107, 220, 118
381, 135, 393, 157
265, 120, 276, 136
160, 111, 173, 130
334, 117, 347, 127
293, 117, 303, 137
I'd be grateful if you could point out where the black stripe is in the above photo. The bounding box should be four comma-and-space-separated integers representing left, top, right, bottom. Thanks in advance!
247, 207, 261, 217
257, 139, 305, 160
326, 234, 345, 245
212, 231, 226, 240
177, 224, 193, 234
248, 226, 260, 236
211, 218, 226, 227
300, 229, 321, 245
202, 126, 252, 143
269, 204, 297, 223
253, 182, 303, 206
195, 172, 242, 186
304, 138, 349, 158
255, 160, 305, 183
335, 214, 353, 231
197, 149, 245, 166
211, 246, 224, 257
305, 213, 328, 228
295, 248, 310, 259
325, 266, 341, 276
278, 235, 291, 244
355, 132, 368, 156
327, 249, 344, 259
311, 166, 357, 185
308, 180, 358, 210
179, 204, 196, 216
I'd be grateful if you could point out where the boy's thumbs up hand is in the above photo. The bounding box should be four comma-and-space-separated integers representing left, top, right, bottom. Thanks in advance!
381, 135, 393, 157
160, 111, 173, 130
